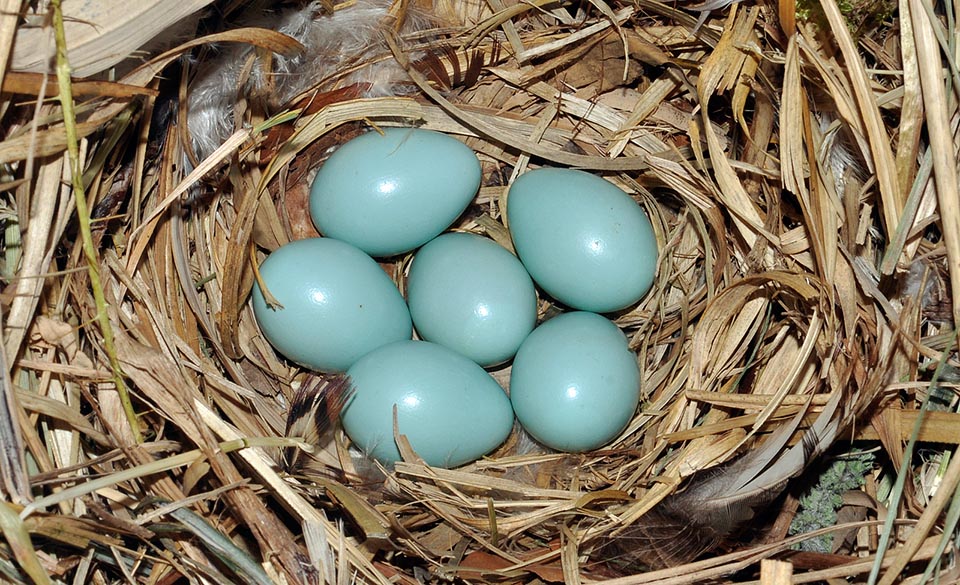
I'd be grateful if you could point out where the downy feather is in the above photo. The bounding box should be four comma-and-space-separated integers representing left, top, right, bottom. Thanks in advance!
601, 391, 844, 569
186, 0, 434, 162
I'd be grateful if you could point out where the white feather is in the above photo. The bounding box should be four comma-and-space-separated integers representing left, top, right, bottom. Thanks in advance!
186, 0, 432, 161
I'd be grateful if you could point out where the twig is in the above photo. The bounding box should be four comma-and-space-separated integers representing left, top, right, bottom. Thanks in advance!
50, 0, 141, 443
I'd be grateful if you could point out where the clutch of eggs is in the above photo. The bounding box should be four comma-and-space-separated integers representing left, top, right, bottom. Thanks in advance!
251, 126, 659, 467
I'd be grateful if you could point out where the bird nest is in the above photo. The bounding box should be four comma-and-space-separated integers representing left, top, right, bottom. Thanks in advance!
1, 0, 958, 583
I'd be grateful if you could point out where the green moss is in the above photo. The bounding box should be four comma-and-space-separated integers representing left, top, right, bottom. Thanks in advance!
789, 451, 875, 552
795, 0, 896, 38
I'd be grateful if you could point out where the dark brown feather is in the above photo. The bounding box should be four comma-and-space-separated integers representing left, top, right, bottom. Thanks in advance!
601, 463, 788, 569
411, 44, 491, 91
598, 393, 844, 570
282, 374, 354, 476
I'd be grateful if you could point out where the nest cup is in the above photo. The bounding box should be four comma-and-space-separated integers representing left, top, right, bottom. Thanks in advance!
0, 0, 953, 583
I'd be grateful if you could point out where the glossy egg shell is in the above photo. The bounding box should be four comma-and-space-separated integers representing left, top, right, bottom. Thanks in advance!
341, 340, 515, 468
310, 128, 482, 257
509, 311, 640, 452
507, 168, 658, 313
251, 238, 412, 372
406, 232, 537, 367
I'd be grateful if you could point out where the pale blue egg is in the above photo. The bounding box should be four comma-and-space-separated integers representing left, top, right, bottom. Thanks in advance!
341, 340, 515, 468
310, 128, 482, 257
507, 168, 658, 313
406, 233, 537, 367
251, 238, 411, 372
510, 312, 639, 452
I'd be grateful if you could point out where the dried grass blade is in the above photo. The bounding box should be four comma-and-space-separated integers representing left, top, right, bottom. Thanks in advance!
914, 0, 960, 90
1, 71, 159, 98
746, 312, 822, 436
16, 389, 111, 447
0, 0, 25, 86
610, 63, 694, 157
0, 310, 29, 503
780, 35, 810, 208
696, 8, 769, 248
0, 118, 86, 164
893, 0, 924, 207
164, 506, 274, 585
873, 338, 960, 584
393, 463, 580, 499
759, 559, 792, 584
303, 519, 336, 585
4, 158, 62, 363
465, 0, 554, 48
12, 0, 212, 77
663, 405, 803, 442
50, 0, 140, 443
561, 526, 583, 585
21, 446, 210, 519
880, 149, 936, 274
683, 391, 833, 408
482, 0, 524, 58
819, 0, 903, 239
217, 173, 270, 358
0, 501, 50, 585
320, 479, 392, 542
731, 36, 760, 135
196, 402, 393, 585
384, 31, 650, 171
688, 284, 765, 391
517, 7, 633, 63
27, 513, 129, 549
857, 408, 960, 444
168, 208, 250, 386
908, 0, 960, 329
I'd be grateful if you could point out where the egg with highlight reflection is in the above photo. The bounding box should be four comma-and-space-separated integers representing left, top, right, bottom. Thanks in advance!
406, 232, 537, 367
310, 128, 481, 257
507, 168, 658, 313
341, 340, 515, 468
251, 238, 411, 373
509, 311, 640, 452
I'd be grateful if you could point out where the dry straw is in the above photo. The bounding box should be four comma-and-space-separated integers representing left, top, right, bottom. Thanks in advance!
0, 0, 958, 583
